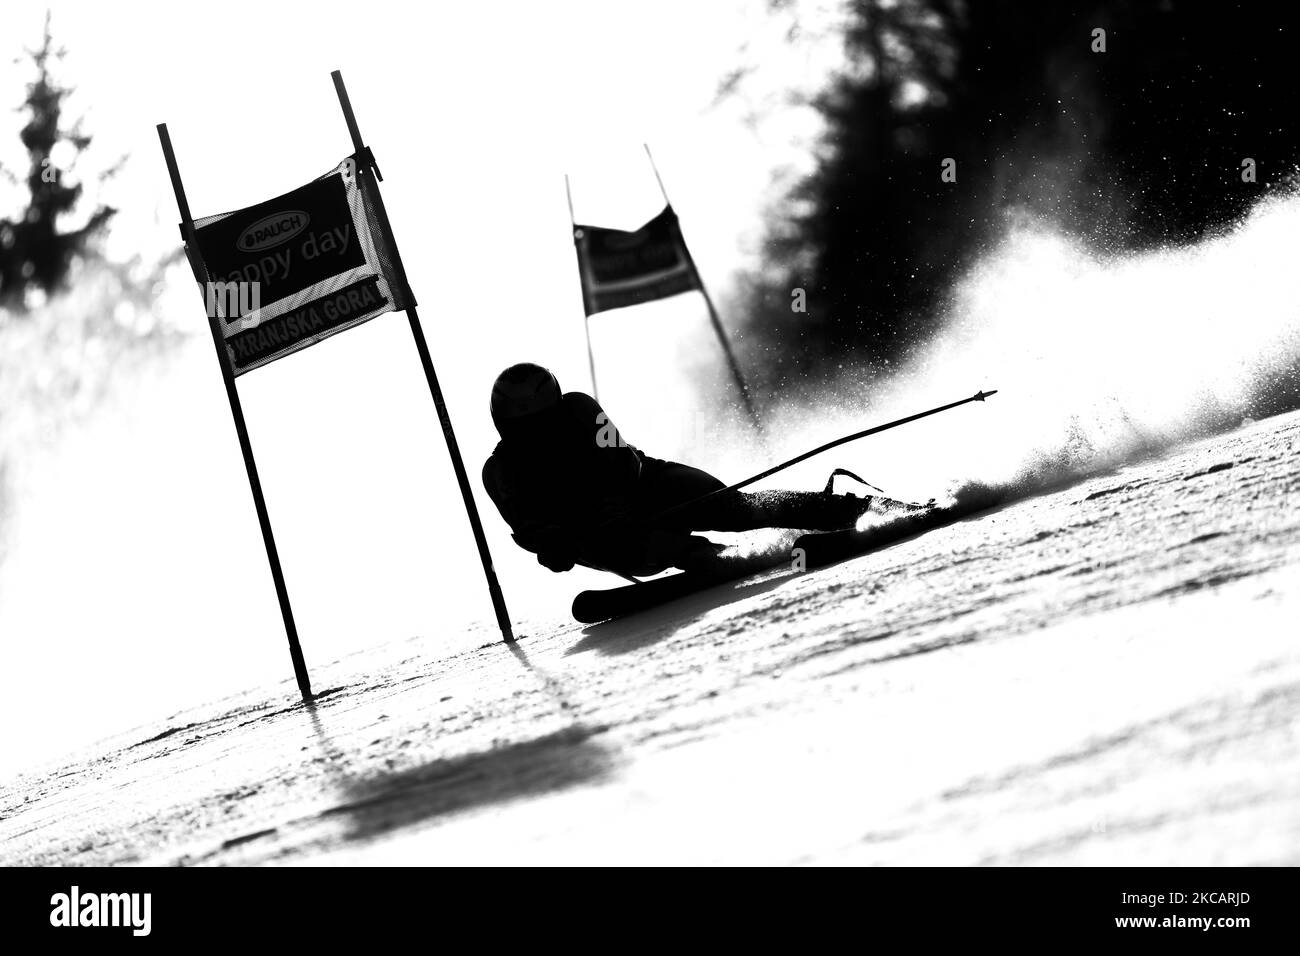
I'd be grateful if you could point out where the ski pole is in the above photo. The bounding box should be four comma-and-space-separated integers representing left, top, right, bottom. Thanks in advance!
652, 388, 998, 523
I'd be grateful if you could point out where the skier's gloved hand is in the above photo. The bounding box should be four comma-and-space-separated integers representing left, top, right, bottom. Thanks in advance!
538, 549, 575, 573
530, 527, 577, 573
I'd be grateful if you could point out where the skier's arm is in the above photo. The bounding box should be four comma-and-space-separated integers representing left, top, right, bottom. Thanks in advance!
565, 391, 642, 492
482, 458, 576, 570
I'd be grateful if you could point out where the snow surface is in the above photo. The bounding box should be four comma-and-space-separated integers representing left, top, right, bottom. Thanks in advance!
2, 410, 1298, 865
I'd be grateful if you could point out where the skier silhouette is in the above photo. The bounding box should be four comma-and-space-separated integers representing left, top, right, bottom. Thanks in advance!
482, 363, 885, 577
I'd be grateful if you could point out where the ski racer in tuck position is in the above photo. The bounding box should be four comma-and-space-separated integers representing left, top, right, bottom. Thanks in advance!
482, 363, 905, 578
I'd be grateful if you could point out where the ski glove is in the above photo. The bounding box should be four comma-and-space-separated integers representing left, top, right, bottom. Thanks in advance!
518, 527, 577, 573
537, 549, 576, 573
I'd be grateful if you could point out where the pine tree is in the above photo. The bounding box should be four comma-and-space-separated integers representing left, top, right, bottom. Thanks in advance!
0, 12, 116, 311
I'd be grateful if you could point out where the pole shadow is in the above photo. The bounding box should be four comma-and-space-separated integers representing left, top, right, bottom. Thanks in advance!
314, 724, 615, 844
299, 646, 614, 847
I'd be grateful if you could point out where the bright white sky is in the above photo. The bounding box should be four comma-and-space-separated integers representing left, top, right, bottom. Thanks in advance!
0, 0, 846, 774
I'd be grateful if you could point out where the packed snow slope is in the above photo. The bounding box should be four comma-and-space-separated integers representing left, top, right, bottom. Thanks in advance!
2, 409, 1298, 865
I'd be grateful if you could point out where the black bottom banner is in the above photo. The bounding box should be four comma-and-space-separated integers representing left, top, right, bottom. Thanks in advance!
0, 866, 1292, 944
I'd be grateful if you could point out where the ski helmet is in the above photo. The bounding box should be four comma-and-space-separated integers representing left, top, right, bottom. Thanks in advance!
490, 363, 562, 427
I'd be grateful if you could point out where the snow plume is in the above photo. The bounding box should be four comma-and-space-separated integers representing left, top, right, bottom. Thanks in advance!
749, 187, 1300, 516
717, 527, 804, 571
930, 191, 1300, 497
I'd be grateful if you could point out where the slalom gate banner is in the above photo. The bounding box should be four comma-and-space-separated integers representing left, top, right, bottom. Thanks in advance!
158, 71, 515, 702
183, 155, 412, 375
573, 205, 699, 315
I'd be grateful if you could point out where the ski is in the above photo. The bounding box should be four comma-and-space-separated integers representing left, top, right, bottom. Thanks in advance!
572, 567, 745, 624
